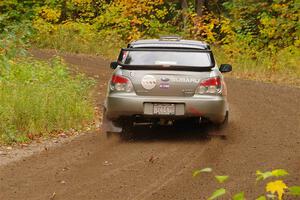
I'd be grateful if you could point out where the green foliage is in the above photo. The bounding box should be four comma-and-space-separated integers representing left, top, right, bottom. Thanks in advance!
33, 20, 125, 58
208, 188, 226, 200
0, 57, 95, 144
213, 45, 300, 86
233, 192, 245, 200
223, 0, 300, 52
256, 170, 274, 181
215, 175, 229, 183
193, 168, 300, 199
0, 0, 42, 31
288, 186, 300, 196
92, 0, 176, 41
1, 0, 299, 50
256, 196, 267, 200
193, 167, 212, 177
256, 169, 289, 182
271, 169, 289, 178
0, 23, 33, 65
0, 25, 95, 144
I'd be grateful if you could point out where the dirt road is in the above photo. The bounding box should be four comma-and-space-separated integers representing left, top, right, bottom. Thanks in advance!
1, 50, 300, 200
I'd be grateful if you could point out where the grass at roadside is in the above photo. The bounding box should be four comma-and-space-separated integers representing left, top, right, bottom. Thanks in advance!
33, 22, 125, 59
214, 46, 300, 86
0, 57, 95, 144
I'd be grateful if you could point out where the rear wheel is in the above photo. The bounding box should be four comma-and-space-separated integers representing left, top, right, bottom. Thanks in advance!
120, 119, 134, 140
217, 111, 229, 129
211, 111, 229, 138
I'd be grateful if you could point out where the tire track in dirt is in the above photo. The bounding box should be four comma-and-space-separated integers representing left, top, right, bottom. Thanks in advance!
54, 142, 183, 198
132, 145, 208, 200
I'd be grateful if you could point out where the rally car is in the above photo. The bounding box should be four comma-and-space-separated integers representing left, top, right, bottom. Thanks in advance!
102, 36, 232, 138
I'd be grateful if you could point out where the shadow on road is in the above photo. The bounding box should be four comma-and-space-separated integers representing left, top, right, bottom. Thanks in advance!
110, 122, 228, 143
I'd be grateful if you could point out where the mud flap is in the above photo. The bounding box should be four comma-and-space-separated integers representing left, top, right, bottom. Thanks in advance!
101, 108, 122, 137
209, 111, 228, 139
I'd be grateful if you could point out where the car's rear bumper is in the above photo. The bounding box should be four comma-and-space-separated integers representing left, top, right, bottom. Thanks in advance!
105, 93, 228, 123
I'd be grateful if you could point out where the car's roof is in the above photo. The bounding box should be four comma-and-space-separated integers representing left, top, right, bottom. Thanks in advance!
128, 38, 210, 50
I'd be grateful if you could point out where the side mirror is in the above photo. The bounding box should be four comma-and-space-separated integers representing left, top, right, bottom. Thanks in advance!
110, 61, 118, 69
219, 64, 232, 73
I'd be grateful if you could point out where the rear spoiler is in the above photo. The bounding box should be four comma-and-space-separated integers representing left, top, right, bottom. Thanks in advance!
120, 47, 213, 53
118, 63, 214, 71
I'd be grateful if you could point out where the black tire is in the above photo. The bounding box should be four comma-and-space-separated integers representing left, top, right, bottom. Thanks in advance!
215, 111, 229, 131
217, 111, 229, 129
120, 120, 134, 140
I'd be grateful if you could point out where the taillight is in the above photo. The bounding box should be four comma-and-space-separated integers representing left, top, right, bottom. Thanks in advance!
110, 75, 133, 92
195, 77, 222, 95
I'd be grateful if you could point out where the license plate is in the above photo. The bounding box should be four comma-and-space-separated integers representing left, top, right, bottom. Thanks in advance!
153, 104, 175, 115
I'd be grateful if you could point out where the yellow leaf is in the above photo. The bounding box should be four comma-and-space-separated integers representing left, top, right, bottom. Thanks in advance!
266, 180, 288, 200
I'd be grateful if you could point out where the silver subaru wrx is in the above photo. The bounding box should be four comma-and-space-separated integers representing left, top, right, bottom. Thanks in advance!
102, 36, 232, 138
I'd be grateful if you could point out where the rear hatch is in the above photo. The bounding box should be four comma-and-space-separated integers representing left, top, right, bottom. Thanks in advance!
118, 48, 214, 97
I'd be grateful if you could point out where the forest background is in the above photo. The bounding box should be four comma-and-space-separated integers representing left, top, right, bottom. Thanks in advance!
1, 0, 299, 85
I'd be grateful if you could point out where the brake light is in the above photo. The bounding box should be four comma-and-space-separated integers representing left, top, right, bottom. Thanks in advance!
110, 75, 133, 92
112, 75, 128, 84
195, 77, 222, 95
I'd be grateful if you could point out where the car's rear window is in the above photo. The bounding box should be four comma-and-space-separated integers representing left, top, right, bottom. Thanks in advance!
119, 49, 213, 67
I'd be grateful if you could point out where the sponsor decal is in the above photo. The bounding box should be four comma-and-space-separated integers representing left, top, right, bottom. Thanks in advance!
141, 75, 156, 90
159, 83, 170, 89
170, 77, 200, 83
130, 71, 135, 77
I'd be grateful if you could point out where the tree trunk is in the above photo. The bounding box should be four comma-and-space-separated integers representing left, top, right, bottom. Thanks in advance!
181, 0, 188, 10
59, 0, 67, 22
92, 0, 99, 17
180, 0, 188, 31
195, 0, 205, 16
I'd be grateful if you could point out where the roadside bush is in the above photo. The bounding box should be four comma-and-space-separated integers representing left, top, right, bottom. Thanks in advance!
213, 45, 300, 86
93, 0, 175, 41
0, 24, 95, 144
0, 22, 32, 65
0, 57, 95, 144
33, 20, 125, 58
223, 0, 300, 53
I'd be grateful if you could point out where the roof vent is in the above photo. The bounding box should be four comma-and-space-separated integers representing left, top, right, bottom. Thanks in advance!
159, 36, 181, 41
